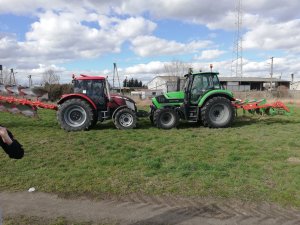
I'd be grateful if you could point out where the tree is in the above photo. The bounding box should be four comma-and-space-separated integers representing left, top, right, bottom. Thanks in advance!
123, 78, 128, 87
164, 60, 192, 90
164, 60, 191, 77
42, 69, 60, 101
42, 69, 60, 85
122, 78, 145, 87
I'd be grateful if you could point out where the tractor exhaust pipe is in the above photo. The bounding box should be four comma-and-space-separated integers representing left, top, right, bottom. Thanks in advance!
105, 78, 112, 102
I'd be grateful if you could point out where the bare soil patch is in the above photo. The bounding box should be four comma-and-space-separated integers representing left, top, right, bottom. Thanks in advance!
1, 191, 300, 225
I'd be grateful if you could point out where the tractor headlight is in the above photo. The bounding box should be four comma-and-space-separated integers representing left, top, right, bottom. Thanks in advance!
126, 100, 135, 111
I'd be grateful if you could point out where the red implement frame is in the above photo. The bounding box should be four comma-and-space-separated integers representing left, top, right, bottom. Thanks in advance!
233, 99, 290, 112
0, 96, 57, 110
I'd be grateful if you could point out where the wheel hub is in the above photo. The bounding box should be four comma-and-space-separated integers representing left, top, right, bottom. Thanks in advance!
119, 113, 133, 127
209, 104, 229, 123
161, 112, 175, 126
70, 111, 82, 121
64, 106, 87, 127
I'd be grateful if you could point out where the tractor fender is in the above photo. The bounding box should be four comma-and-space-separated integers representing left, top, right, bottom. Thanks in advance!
112, 105, 129, 121
198, 90, 235, 108
57, 94, 97, 110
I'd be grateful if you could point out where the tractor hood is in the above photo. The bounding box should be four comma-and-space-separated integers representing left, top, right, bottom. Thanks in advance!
164, 91, 184, 99
109, 94, 137, 111
152, 91, 185, 108
110, 94, 135, 103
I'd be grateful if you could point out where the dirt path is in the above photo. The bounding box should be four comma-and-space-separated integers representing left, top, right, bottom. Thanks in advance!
1, 191, 300, 225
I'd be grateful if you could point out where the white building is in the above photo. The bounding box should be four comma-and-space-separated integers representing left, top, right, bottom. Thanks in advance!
131, 89, 163, 99
147, 76, 185, 93
291, 81, 300, 90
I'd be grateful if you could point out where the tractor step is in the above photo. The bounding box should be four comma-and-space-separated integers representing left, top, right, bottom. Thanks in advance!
100, 111, 110, 119
187, 106, 198, 122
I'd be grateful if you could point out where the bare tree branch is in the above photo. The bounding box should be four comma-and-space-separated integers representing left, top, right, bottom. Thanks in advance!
164, 60, 191, 77
42, 69, 60, 85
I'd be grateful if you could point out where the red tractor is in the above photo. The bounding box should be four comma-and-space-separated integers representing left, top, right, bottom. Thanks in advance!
57, 74, 138, 131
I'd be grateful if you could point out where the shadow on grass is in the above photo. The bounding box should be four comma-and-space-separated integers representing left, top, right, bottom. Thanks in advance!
175, 116, 297, 129
3, 113, 297, 131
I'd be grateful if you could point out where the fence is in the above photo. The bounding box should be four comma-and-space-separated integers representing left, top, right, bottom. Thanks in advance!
233, 90, 300, 100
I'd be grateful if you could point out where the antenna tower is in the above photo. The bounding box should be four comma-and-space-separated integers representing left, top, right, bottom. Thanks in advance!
9, 68, 16, 85
0, 65, 3, 84
113, 63, 122, 94
231, 0, 243, 77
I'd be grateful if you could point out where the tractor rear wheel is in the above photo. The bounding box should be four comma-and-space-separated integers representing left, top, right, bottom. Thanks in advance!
57, 98, 94, 131
154, 108, 179, 129
114, 108, 137, 129
201, 96, 235, 128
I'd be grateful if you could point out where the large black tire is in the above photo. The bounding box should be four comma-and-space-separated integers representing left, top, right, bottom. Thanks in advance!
153, 108, 179, 129
57, 98, 94, 131
114, 108, 137, 129
201, 96, 235, 128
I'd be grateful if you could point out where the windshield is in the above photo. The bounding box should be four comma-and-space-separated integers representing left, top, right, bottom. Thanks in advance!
212, 74, 221, 89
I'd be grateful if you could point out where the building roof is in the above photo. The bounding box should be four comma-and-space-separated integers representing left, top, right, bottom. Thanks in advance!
148, 75, 290, 85
219, 77, 290, 83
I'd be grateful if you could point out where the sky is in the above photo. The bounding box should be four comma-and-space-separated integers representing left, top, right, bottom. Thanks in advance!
0, 0, 300, 85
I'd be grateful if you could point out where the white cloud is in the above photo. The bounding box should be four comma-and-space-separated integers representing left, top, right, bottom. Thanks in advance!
120, 57, 300, 81
131, 36, 211, 57
195, 49, 226, 60
244, 19, 300, 53
0, 11, 156, 68
1, 0, 300, 30
1, 0, 300, 83
125, 61, 166, 74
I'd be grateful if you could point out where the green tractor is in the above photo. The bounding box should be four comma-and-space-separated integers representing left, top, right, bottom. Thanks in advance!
150, 71, 236, 129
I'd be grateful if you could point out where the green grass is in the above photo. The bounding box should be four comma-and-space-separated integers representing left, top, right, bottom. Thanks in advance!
1, 106, 300, 207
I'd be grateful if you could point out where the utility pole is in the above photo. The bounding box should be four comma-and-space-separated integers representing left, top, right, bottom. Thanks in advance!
270, 57, 274, 91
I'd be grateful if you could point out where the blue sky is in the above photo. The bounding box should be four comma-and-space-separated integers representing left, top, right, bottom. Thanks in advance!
0, 0, 300, 84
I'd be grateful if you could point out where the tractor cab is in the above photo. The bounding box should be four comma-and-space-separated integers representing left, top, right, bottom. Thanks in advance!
73, 75, 107, 109
184, 72, 222, 105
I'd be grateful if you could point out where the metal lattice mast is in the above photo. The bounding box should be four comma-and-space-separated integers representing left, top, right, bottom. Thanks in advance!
113, 63, 122, 94
0, 65, 3, 84
231, 0, 243, 77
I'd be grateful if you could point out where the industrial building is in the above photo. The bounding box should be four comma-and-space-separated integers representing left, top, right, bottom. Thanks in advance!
147, 75, 290, 93
219, 77, 290, 91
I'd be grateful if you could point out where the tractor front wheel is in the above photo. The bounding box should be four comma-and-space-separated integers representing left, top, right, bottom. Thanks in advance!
114, 108, 137, 129
201, 96, 235, 128
154, 108, 179, 129
57, 98, 94, 131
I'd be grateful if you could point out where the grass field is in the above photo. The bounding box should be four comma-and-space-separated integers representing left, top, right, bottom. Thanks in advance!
0, 105, 300, 208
